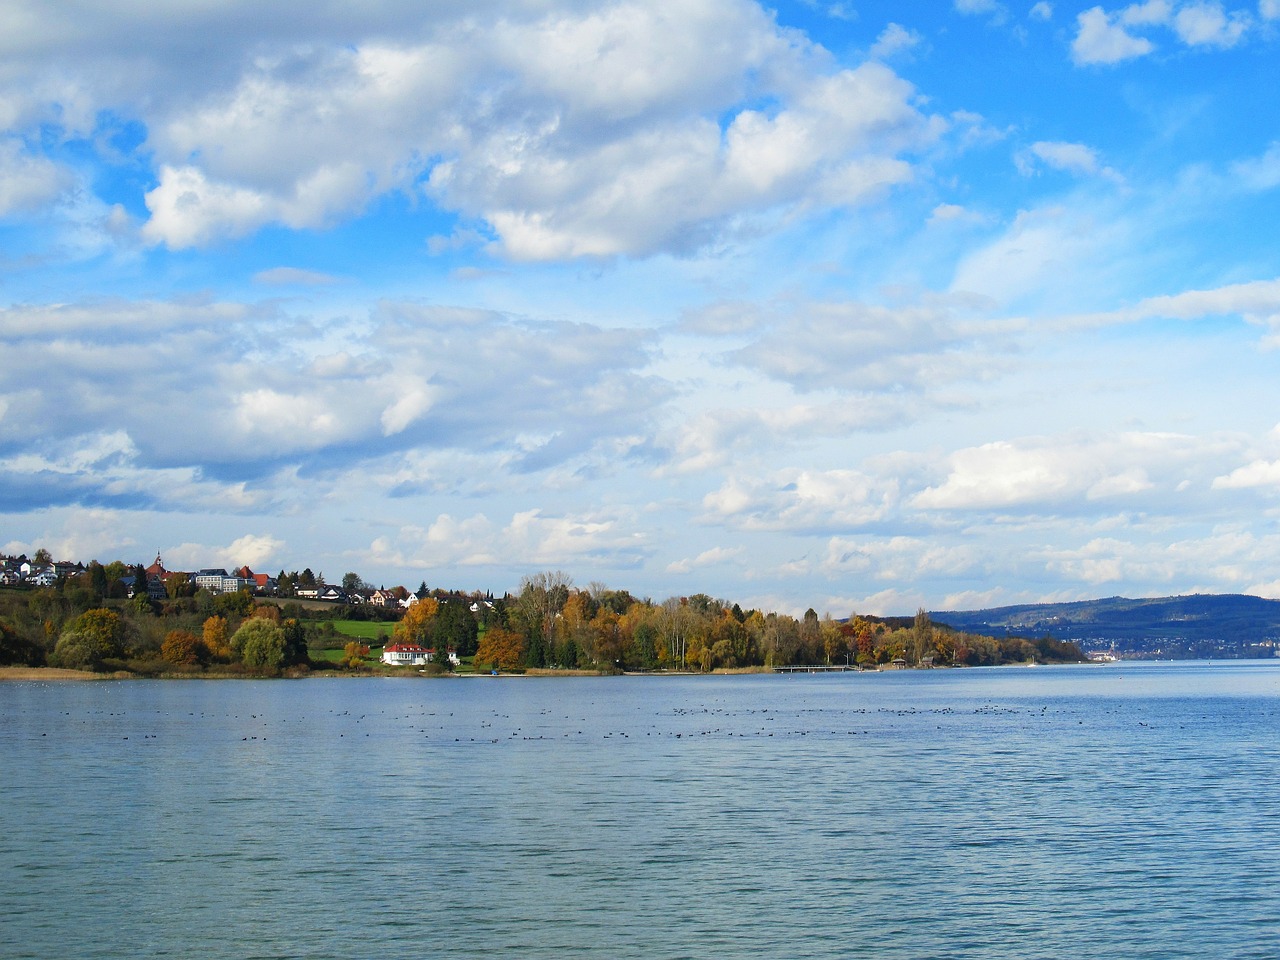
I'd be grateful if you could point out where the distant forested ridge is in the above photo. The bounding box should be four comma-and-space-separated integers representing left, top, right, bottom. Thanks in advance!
930, 594, 1280, 660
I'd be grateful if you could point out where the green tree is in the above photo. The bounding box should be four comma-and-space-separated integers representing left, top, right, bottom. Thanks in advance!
435, 600, 479, 657
53, 608, 124, 670
87, 561, 108, 600
0, 621, 45, 666
231, 618, 286, 670
281, 618, 308, 666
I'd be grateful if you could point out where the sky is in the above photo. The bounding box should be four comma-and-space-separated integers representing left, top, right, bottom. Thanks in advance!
3, 0, 1280, 616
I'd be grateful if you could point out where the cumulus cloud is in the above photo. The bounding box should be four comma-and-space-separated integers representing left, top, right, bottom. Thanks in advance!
167, 533, 285, 572
666, 546, 744, 574
869, 23, 921, 59
1072, 1, 1253, 64
2, 1, 943, 258
1212, 459, 1280, 489
1173, 2, 1250, 45
1072, 6, 1157, 63
701, 469, 898, 533
366, 508, 650, 572
910, 432, 1218, 512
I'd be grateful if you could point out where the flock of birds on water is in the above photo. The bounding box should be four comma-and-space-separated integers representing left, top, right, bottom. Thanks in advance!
9, 690, 1187, 746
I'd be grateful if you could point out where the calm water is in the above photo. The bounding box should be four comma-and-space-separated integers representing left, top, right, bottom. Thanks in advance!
3, 662, 1279, 959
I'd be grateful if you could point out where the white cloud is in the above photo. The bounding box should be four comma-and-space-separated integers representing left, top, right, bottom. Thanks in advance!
666, 546, 744, 574
0, 139, 71, 216
870, 23, 921, 59
1030, 2, 1055, 20
1071, 0, 1253, 64
1173, 2, 1250, 45
366, 508, 650, 571
821, 536, 981, 582
142, 165, 273, 248
1211, 459, 1280, 489
1073, 277, 1280, 343
727, 298, 993, 394
1231, 141, 1280, 191
1263, 0, 1280, 20
910, 432, 1208, 512
253, 267, 340, 286
1019, 140, 1120, 180
1120, 0, 1173, 25
701, 469, 899, 532
167, 533, 285, 572
6, 1, 941, 259
955, 0, 1003, 14
1072, 6, 1156, 63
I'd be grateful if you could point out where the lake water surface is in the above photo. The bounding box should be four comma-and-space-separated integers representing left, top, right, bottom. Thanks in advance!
3, 661, 1279, 959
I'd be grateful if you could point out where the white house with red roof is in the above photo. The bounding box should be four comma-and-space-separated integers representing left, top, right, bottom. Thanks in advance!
381, 642, 430, 666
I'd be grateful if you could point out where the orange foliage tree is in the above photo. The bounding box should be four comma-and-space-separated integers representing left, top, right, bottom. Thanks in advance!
161, 629, 204, 665
474, 626, 526, 671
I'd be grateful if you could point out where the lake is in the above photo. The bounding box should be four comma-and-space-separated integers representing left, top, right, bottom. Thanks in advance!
3, 661, 1278, 959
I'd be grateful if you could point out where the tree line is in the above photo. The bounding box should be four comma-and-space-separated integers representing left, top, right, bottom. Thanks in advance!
0, 561, 1086, 674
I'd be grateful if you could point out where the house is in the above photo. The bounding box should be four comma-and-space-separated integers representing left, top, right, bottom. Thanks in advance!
194, 568, 230, 592
381, 642, 430, 666
380, 644, 459, 667
369, 589, 399, 608
27, 567, 57, 587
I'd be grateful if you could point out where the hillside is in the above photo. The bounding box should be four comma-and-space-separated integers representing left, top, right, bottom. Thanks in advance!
929, 594, 1280, 659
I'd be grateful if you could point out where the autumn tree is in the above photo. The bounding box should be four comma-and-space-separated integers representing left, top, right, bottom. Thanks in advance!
161, 630, 204, 666
474, 626, 526, 671
203, 615, 232, 661
341, 641, 369, 669
396, 597, 439, 645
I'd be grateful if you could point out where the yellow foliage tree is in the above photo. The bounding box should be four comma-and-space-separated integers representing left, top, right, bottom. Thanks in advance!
395, 598, 439, 645
341, 641, 369, 669
203, 615, 232, 661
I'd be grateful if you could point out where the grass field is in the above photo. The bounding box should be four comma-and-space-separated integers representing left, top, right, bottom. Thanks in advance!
330, 620, 395, 640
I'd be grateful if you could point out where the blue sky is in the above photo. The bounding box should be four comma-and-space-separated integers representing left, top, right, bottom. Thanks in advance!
4, 0, 1280, 615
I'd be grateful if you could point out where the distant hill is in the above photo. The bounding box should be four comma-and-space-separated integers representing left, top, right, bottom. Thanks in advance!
928, 594, 1280, 659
